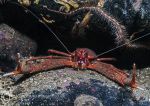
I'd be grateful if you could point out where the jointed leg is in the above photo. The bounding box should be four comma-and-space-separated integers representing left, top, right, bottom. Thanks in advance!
2, 54, 69, 77
129, 63, 137, 91
28, 55, 69, 62
48, 49, 71, 57
2, 61, 22, 77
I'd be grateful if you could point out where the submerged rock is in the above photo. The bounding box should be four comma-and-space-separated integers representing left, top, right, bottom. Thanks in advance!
0, 23, 37, 71
0, 67, 150, 106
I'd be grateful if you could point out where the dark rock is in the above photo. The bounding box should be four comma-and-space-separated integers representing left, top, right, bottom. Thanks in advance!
0, 23, 37, 71
104, 0, 150, 30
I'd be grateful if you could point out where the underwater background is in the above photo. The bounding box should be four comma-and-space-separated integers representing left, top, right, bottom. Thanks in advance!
0, 0, 150, 106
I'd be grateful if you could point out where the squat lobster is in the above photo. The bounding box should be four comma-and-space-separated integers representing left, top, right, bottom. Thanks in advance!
2, 48, 138, 90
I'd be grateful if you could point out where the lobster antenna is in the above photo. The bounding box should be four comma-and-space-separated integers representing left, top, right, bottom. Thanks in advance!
95, 32, 150, 58
9, 1, 71, 54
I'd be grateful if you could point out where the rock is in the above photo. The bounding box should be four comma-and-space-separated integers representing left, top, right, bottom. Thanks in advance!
74, 94, 103, 106
0, 23, 37, 71
0, 67, 150, 106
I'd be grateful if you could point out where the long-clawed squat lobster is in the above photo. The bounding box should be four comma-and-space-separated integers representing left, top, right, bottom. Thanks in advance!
1, 1, 149, 91
2, 48, 137, 90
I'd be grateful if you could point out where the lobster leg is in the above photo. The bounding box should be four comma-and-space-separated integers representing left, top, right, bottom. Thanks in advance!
2, 63, 22, 77
2, 56, 71, 77
97, 57, 129, 76
87, 62, 137, 89
25, 58, 72, 73
28, 55, 69, 61
129, 63, 137, 90
48, 49, 71, 57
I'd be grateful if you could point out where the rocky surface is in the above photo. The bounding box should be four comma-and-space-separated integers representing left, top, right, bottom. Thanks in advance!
0, 23, 37, 72
0, 67, 150, 106
0, 23, 37, 58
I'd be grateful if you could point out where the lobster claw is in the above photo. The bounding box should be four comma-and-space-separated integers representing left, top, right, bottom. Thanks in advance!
1, 53, 23, 77
129, 63, 137, 90
129, 63, 144, 91
1, 62, 22, 77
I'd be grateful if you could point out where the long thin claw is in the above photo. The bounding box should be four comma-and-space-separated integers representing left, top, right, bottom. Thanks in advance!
129, 63, 138, 90
1, 61, 22, 78
27, 56, 68, 61
0, 71, 15, 79
2, 72, 15, 77
48, 49, 71, 57
136, 86, 145, 91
